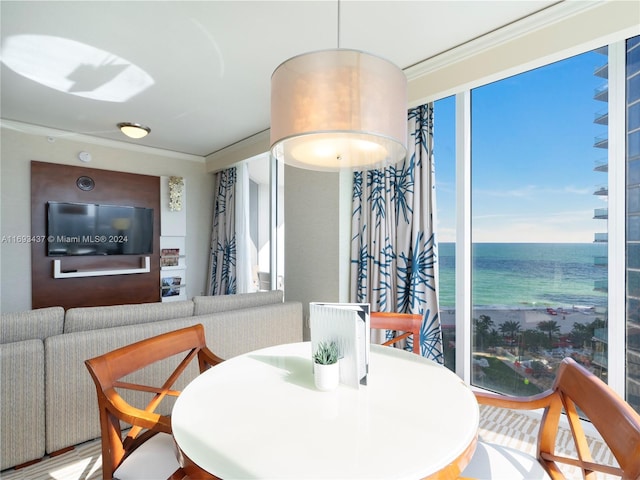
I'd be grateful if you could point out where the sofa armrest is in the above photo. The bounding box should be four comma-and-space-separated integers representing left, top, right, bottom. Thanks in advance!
1, 340, 45, 470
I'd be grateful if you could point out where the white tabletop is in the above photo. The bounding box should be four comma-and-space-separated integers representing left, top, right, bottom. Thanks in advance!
172, 342, 478, 479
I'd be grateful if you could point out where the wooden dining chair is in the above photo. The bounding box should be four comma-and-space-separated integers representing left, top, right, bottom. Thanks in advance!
460, 357, 640, 480
85, 324, 224, 480
370, 312, 422, 355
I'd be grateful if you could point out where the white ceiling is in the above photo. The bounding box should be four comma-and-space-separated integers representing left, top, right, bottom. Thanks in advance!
1, 1, 557, 158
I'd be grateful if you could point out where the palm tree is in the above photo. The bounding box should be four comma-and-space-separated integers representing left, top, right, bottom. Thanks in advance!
473, 314, 494, 352
499, 320, 522, 342
570, 317, 605, 349
522, 329, 545, 353
570, 322, 592, 349
488, 328, 501, 348
537, 320, 561, 346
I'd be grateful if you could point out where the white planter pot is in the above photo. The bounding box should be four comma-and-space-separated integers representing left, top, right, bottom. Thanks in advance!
314, 362, 339, 391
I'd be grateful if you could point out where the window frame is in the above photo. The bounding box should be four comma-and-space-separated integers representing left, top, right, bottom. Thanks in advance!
451, 39, 629, 400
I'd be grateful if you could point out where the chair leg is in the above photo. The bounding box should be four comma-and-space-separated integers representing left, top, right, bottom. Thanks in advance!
168, 468, 188, 480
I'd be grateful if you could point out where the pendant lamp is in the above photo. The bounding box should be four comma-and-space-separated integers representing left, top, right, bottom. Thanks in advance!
270, 48, 407, 171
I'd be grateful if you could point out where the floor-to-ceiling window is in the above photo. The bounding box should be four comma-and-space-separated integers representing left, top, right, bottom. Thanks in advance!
470, 49, 608, 396
435, 35, 639, 413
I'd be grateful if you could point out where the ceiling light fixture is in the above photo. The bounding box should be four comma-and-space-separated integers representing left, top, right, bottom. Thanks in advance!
117, 122, 150, 139
270, 2, 407, 171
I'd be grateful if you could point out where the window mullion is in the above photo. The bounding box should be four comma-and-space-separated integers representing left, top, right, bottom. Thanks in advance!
455, 91, 472, 383
269, 153, 278, 291
607, 39, 627, 397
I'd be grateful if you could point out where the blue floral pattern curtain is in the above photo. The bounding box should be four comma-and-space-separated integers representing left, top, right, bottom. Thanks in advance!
350, 104, 443, 363
207, 167, 237, 295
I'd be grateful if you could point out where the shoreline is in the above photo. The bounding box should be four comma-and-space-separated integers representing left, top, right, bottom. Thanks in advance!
439, 306, 600, 334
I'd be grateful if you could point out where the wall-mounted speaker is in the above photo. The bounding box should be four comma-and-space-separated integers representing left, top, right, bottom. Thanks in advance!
76, 176, 95, 191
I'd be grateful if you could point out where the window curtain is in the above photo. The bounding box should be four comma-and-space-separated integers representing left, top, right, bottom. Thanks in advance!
350, 104, 443, 363
207, 167, 237, 295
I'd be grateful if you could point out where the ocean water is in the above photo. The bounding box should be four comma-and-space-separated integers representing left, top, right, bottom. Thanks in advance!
437, 243, 608, 309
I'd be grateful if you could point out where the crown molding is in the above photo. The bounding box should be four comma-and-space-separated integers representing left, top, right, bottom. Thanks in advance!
404, 0, 640, 106
404, 0, 601, 82
205, 129, 270, 172
0, 119, 206, 162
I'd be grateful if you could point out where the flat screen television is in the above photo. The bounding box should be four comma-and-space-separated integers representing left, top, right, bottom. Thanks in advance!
47, 202, 154, 256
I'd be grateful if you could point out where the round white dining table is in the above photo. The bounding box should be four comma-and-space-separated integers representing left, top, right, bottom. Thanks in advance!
172, 342, 478, 480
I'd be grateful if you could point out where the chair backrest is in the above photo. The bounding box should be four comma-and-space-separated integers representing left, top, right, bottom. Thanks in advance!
85, 324, 223, 480
538, 357, 640, 479
370, 312, 422, 355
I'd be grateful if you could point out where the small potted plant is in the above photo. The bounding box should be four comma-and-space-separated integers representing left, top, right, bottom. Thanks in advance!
313, 341, 340, 391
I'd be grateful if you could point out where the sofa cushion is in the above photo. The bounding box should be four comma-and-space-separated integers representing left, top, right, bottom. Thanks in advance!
63, 300, 195, 333
197, 301, 303, 359
193, 290, 284, 315
0, 306, 64, 343
1, 340, 45, 470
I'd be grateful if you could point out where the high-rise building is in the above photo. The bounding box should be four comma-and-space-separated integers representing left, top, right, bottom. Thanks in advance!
592, 46, 609, 377
626, 36, 640, 412
592, 37, 640, 413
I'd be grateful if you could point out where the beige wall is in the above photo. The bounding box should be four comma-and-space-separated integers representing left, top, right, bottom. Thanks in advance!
284, 165, 340, 337
0, 127, 214, 312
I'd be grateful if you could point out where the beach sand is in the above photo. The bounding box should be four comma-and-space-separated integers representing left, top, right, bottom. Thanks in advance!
440, 307, 600, 334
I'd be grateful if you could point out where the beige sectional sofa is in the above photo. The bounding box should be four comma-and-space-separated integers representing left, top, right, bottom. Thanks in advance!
0, 291, 303, 471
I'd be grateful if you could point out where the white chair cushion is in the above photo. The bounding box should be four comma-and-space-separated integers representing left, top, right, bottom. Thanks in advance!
461, 440, 552, 480
112, 432, 180, 480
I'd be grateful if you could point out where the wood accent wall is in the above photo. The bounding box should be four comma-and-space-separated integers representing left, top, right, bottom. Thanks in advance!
31, 161, 161, 309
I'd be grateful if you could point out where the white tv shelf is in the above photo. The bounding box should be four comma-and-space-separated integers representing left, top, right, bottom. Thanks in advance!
53, 257, 150, 278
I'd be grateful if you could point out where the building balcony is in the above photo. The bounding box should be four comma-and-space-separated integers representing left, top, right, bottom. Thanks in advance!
593, 185, 608, 195
594, 84, 608, 102
594, 110, 608, 125
629, 378, 640, 407
594, 232, 608, 242
593, 207, 608, 219
594, 256, 608, 267
592, 351, 608, 369
593, 63, 608, 79
593, 327, 608, 343
630, 188, 640, 214
629, 322, 640, 346
594, 45, 608, 56
628, 351, 640, 408
593, 279, 608, 292
593, 159, 608, 172
628, 349, 640, 379
593, 135, 608, 149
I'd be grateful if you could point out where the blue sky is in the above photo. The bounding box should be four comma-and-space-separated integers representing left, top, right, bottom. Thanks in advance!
434, 49, 607, 243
